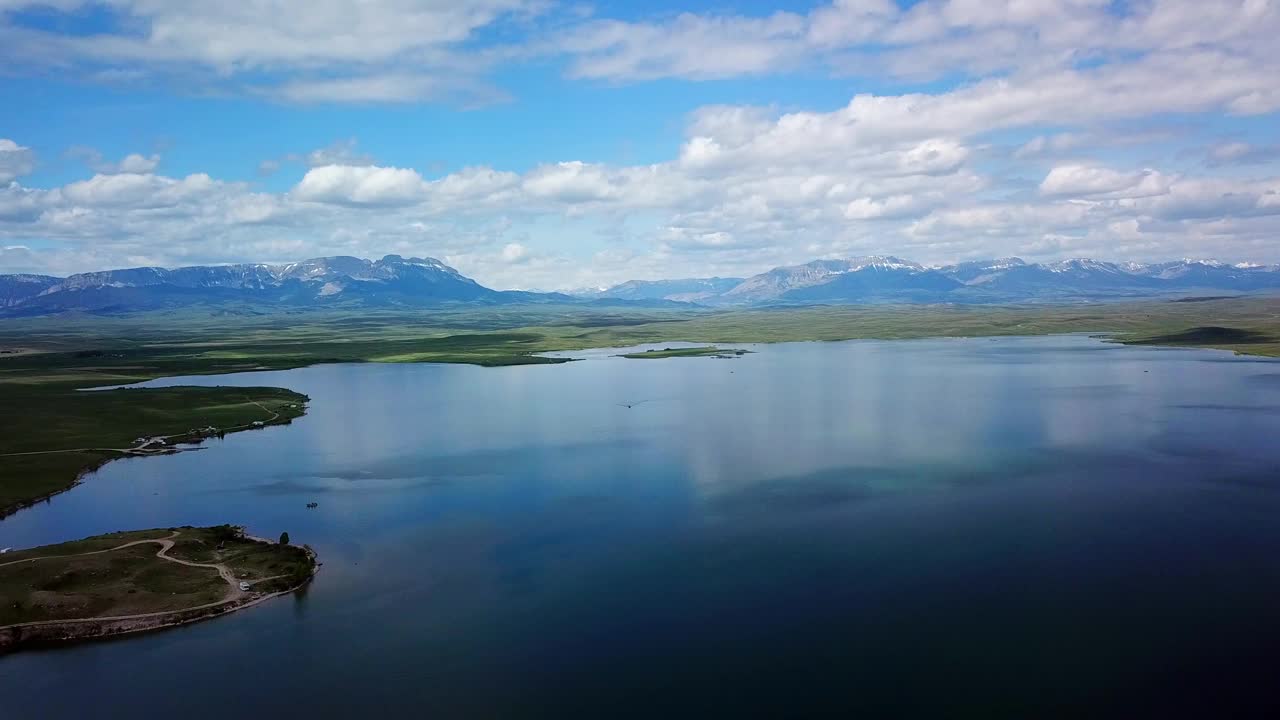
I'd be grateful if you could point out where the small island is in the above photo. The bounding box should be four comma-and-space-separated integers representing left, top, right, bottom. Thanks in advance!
620, 346, 753, 359
0, 525, 316, 653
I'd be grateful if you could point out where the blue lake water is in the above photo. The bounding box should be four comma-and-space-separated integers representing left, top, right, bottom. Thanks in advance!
4, 336, 1280, 716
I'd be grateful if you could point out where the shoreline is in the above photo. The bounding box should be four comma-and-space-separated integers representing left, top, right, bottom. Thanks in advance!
0, 397, 306, 520
3, 329, 1273, 522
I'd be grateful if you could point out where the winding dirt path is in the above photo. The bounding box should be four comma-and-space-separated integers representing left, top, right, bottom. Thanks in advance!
246, 399, 281, 423
0, 530, 247, 617
0, 531, 180, 568
151, 534, 244, 599
0, 447, 142, 457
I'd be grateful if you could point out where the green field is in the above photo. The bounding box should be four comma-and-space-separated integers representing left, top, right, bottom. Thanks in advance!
2, 297, 1278, 516
0, 525, 314, 627
0, 385, 308, 517
3, 298, 1278, 378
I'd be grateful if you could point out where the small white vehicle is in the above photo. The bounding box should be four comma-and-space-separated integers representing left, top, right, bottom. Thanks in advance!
239, 581, 251, 591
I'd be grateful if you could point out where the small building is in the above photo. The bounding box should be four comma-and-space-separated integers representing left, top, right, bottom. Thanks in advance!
239, 581, 251, 591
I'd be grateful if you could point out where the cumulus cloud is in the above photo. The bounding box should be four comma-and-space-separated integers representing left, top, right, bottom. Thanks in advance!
1040, 165, 1172, 199
3, 0, 1274, 112
257, 139, 379, 180
293, 165, 428, 206
67, 147, 161, 174
2, 2, 1280, 288
0, 139, 36, 183
0, 0, 544, 103
563, 12, 809, 81
59, 172, 219, 207
500, 242, 529, 263
1014, 133, 1086, 159
1207, 141, 1280, 166
844, 194, 920, 220
559, 0, 1280, 88
303, 139, 375, 168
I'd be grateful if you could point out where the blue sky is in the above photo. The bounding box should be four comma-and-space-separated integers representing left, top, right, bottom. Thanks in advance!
1, 0, 1278, 289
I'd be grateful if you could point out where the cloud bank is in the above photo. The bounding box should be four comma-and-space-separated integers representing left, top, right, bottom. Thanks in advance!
0, 1, 1278, 289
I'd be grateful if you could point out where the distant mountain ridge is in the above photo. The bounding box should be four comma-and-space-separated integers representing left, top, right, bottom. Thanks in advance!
3, 254, 1279, 316
583, 255, 1280, 305
577, 277, 744, 303
0, 255, 581, 316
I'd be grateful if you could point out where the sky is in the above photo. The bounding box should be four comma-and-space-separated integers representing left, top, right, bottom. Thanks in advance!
0, 1, 1278, 290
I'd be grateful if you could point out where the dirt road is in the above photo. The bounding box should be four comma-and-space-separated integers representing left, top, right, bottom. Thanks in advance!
1, 530, 246, 608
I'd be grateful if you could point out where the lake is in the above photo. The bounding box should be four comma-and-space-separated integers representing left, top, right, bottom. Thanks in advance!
4, 336, 1280, 716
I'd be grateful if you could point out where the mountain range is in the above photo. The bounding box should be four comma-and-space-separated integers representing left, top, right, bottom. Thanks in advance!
0, 255, 580, 316
581, 256, 1280, 305
2, 254, 1278, 316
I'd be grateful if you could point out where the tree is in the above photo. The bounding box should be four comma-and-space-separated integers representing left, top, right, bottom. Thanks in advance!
279, 531, 290, 545
211, 525, 238, 542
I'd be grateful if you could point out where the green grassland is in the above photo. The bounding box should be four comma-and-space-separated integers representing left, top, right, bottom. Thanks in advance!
0, 525, 315, 627
0, 529, 172, 562
1, 543, 226, 625
1, 297, 1278, 516
0, 385, 308, 517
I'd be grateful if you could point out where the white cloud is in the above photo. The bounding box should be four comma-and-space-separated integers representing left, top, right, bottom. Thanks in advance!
522, 162, 622, 203
292, 165, 427, 206
2, 1, 1280, 287
271, 74, 508, 105
500, 242, 529, 263
556, 0, 1280, 88
844, 194, 918, 220
1040, 165, 1172, 199
428, 167, 520, 204
0, 182, 45, 221
58, 172, 220, 207
2, 0, 1277, 118
1207, 141, 1280, 166
806, 0, 899, 47
67, 147, 161, 174
11, 125, 1273, 288
564, 12, 809, 81
1, 1, 538, 68
1014, 133, 1085, 158
1138, 177, 1280, 221
117, 153, 160, 174
1210, 142, 1255, 164
0, 0, 543, 103
0, 139, 36, 183
304, 139, 374, 168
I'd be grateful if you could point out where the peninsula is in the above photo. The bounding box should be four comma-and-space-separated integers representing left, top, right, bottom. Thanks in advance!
0, 525, 316, 652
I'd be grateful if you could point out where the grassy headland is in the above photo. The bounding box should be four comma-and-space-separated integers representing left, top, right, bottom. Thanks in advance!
0, 525, 315, 651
